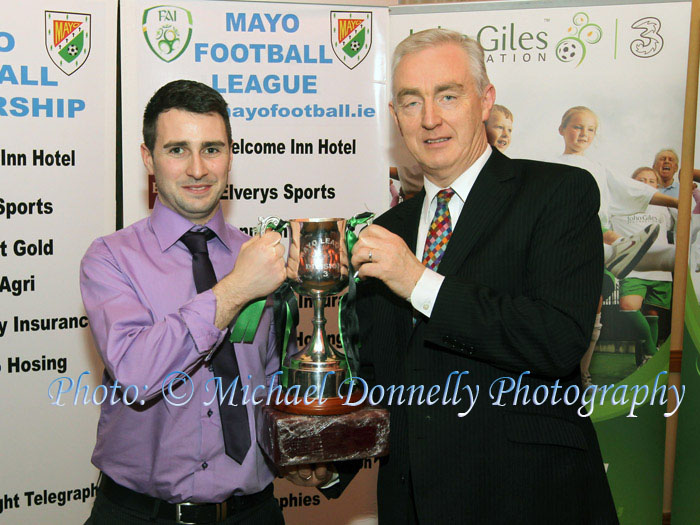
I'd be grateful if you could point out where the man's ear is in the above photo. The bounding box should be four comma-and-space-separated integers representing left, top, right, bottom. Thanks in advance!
480, 84, 496, 123
228, 144, 233, 173
141, 143, 154, 175
389, 101, 403, 137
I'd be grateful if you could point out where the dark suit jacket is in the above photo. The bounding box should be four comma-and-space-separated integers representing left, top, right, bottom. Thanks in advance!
345, 149, 617, 524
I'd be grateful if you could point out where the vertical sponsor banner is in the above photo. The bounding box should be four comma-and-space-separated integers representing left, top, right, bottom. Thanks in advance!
121, 1, 388, 522
0, 0, 117, 523
121, 0, 390, 228
390, 1, 689, 522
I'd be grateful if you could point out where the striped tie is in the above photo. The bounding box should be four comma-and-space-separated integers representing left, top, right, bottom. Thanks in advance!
421, 188, 455, 270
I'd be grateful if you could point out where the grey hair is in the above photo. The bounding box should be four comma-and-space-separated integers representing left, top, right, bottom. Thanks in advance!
391, 28, 490, 98
654, 148, 679, 165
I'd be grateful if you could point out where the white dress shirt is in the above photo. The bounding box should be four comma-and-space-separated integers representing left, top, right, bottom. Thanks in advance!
409, 146, 492, 317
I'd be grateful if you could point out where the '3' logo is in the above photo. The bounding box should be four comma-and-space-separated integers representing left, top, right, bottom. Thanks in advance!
630, 17, 664, 58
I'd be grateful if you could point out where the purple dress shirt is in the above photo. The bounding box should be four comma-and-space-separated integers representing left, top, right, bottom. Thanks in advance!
80, 199, 279, 503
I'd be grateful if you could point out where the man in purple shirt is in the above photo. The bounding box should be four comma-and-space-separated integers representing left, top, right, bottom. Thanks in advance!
80, 80, 314, 524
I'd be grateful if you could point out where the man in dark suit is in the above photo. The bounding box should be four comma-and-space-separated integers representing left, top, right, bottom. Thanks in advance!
347, 28, 618, 523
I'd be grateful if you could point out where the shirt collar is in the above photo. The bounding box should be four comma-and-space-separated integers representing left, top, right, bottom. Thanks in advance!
149, 198, 233, 253
423, 145, 492, 206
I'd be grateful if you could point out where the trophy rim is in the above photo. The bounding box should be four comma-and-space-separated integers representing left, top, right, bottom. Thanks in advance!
289, 217, 345, 223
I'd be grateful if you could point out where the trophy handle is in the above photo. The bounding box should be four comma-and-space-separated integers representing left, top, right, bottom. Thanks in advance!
344, 212, 374, 250
257, 216, 294, 275
257, 215, 284, 237
345, 212, 375, 280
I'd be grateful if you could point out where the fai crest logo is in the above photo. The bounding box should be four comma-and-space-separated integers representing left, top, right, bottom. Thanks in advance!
331, 11, 372, 70
45, 11, 91, 75
142, 5, 193, 63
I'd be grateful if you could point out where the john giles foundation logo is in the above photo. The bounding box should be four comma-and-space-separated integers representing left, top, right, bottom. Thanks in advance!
555, 12, 602, 66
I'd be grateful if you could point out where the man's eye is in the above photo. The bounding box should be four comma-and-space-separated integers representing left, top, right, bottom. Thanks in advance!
205, 147, 220, 155
399, 101, 421, 114
436, 94, 459, 108
169, 147, 184, 155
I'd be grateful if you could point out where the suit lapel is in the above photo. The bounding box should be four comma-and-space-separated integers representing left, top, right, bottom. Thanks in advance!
437, 149, 521, 276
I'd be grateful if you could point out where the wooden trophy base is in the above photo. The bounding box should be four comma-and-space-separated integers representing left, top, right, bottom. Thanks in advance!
259, 404, 390, 467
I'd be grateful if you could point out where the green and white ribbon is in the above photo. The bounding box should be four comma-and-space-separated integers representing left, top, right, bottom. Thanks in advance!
229, 219, 290, 345
339, 212, 375, 376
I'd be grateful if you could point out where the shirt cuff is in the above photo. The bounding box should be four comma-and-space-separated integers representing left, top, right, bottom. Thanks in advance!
409, 268, 445, 318
178, 289, 227, 357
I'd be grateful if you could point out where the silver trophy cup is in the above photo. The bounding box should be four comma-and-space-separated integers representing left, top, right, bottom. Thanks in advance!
260, 217, 353, 414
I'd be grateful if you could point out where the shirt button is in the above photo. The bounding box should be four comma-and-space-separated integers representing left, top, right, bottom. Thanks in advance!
422, 302, 430, 311
207, 409, 213, 417
202, 462, 208, 470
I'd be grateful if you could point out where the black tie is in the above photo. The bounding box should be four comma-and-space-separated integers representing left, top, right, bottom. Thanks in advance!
180, 229, 250, 464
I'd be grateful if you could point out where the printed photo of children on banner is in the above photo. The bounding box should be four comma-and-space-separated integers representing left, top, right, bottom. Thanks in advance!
556, 107, 692, 387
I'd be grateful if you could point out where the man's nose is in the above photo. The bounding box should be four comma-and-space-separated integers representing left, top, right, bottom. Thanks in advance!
421, 101, 442, 129
187, 152, 207, 178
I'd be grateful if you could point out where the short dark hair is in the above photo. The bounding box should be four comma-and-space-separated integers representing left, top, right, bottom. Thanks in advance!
142, 79, 231, 151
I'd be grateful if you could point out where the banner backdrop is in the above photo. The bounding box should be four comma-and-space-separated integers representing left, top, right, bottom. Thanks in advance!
121, 0, 390, 228
6, 0, 697, 522
389, 1, 690, 523
120, 1, 389, 522
0, 0, 117, 523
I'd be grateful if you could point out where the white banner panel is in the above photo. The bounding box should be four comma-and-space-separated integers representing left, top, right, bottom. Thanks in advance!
120, 1, 389, 523
121, 0, 391, 230
0, 0, 117, 523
